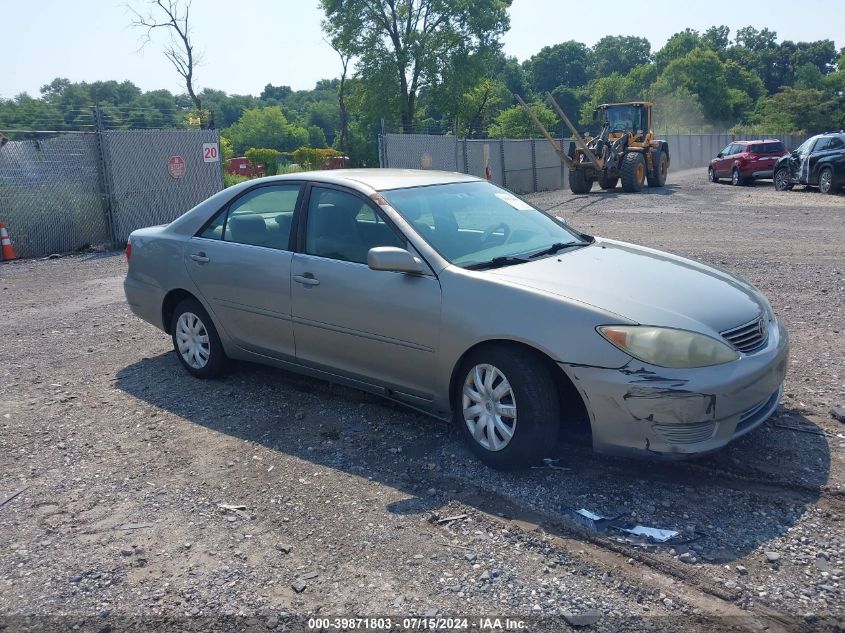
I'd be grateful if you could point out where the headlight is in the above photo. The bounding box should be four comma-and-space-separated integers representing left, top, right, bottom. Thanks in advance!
598, 325, 740, 368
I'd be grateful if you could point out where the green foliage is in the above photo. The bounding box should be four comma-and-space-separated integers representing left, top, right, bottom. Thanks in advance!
220, 136, 234, 162
321, 0, 512, 131
223, 172, 250, 188
245, 147, 281, 176
290, 146, 342, 170
489, 102, 558, 138
224, 107, 308, 154
525, 41, 591, 93
591, 35, 651, 77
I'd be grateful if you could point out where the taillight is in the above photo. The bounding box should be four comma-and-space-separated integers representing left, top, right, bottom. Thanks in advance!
125, 242, 132, 260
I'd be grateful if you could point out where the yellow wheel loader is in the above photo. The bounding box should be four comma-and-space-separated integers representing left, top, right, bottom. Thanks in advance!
517, 93, 669, 194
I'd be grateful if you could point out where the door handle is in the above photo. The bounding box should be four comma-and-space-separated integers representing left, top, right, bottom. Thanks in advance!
191, 252, 210, 263
293, 274, 320, 287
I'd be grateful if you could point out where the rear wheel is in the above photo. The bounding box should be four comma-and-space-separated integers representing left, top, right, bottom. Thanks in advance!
708, 166, 719, 183
568, 168, 593, 194
170, 297, 227, 378
456, 346, 560, 470
731, 168, 744, 186
620, 152, 646, 192
774, 167, 792, 191
819, 167, 834, 194
598, 175, 618, 190
647, 150, 668, 187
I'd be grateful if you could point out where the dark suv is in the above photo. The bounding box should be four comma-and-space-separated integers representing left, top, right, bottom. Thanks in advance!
708, 140, 788, 185
773, 133, 845, 194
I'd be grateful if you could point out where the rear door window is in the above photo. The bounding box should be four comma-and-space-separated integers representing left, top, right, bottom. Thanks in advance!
198, 184, 301, 250
827, 137, 844, 150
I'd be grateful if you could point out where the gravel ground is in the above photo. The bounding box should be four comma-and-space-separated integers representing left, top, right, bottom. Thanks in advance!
1, 169, 844, 632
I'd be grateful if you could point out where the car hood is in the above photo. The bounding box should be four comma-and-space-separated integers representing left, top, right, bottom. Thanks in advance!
486, 238, 765, 334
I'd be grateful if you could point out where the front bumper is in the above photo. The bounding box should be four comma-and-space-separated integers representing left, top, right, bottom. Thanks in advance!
563, 320, 789, 458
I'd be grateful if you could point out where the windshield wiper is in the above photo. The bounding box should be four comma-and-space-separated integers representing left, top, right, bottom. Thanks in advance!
466, 255, 530, 271
528, 241, 590, 259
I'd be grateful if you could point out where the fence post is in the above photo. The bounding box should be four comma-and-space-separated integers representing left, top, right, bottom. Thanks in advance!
92, 105, 117, 247
530, 139, 538, 193
462, 139, 469, 174
499, 138, 507, 189
380, 118, 388, 168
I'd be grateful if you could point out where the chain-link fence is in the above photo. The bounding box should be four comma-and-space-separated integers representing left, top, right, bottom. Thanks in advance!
103, 129, 223, 240
0, 128, 222, 259
380, 131, 812, 194
0, 133, 110, 259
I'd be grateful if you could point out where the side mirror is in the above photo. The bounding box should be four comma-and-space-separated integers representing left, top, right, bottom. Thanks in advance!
367, 246, 424, 274
791, 150, 799, 157
716, 152, 723, 158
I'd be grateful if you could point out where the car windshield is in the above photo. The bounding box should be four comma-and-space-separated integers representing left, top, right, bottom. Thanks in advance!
381, 181, 589, 268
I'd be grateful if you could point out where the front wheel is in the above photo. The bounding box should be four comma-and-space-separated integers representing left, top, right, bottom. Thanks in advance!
647, 150, 668, 187
456, 346, 560, 470
568, 168, 593, 194
620, 152, 646, 192
708, 166, 719, 183
774, 167, 792, 191
170, 297, 227, 378
819, 167, 834, 194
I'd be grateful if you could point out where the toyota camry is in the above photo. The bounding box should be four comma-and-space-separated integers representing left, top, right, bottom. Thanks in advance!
124, 169, 788, 469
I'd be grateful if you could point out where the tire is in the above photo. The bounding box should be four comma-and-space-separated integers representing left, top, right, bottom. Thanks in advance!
170, 297, 227, 378
568, 168, 593, 194
774, 167, 792, 191
598, 175, 618, 190
455, 346, 560, 470
708, 166, 719, 183
647, 150, 668, 187
731, 168, 744, 186
620, 152, 646, 192
819, 167, 834, 194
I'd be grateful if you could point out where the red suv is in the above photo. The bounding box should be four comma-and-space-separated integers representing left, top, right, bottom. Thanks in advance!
708, 140, 789, 185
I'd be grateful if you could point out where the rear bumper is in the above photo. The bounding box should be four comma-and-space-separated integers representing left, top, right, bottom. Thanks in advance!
124, 276, 166, 331
750, 169, 774, 179
563, 320, 789, 458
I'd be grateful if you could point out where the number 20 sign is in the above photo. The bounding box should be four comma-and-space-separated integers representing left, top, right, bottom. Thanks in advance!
202, 142, 219, 163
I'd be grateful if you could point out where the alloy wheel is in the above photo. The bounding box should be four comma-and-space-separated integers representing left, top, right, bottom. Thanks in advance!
462, 364, 517, 452
175, 312, 211, 369
820, 169, 832, 194
774, 169, 789, 191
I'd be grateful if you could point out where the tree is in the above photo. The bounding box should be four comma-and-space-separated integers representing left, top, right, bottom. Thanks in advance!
591, 35, 651, 77
702, 26, 730, 53
245, 148, 281, 175
489, 102, 558, 138
223, 107, 308, 154
524, 41, 591, 93
320, 0, 512, 132
129, 0, 204, 114
653, 49, 732, 123
654, 29, 701, 70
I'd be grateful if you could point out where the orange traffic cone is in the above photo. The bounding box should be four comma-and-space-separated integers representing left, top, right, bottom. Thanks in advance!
0, 222, 17, 261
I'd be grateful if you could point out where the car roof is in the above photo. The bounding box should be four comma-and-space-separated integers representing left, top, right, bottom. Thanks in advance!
734, 139, 782, 145
246, 169, 482, 192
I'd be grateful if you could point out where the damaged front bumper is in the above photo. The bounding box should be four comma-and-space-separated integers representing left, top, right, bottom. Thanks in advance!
563, 320, 789, 458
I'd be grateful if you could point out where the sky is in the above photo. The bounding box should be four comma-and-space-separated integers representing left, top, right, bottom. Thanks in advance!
2, 0, 842, 100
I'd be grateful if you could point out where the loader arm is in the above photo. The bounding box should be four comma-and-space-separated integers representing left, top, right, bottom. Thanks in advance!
514, 95, 573, 169
545, 92, 603, 169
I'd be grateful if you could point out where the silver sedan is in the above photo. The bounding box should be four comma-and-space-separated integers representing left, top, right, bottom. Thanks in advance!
124, 169, 788, 469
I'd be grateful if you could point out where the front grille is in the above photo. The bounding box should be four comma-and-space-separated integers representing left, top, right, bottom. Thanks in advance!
653, 421, 718, 445
721, 316, 768, 353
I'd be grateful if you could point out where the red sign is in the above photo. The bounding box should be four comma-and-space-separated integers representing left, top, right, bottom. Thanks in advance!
168, 155, 186, 179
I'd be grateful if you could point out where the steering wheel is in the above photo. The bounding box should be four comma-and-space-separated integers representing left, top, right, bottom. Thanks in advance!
480, 222, 511, 245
